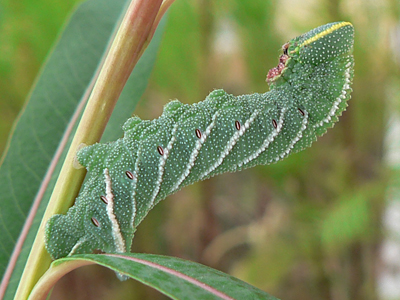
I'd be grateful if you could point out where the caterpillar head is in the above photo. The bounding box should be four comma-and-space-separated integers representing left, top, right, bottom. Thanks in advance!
268, 22, 354, 133
267, 22, 354, 85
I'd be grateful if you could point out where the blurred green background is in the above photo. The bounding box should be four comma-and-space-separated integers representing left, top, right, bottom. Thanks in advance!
1, 0, 400, 299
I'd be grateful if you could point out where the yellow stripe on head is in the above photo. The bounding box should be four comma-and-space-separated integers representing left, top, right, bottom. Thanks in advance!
300, 22, 353, 48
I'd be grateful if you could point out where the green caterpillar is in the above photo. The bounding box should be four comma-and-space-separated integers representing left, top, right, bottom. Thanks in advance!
45, 21, 354, 259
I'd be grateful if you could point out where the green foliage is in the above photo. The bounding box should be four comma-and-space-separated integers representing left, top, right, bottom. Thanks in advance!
0, 0, 397, 299
32, 253, 278, 300
0, 0, 164, 298
0, 0, 82, 155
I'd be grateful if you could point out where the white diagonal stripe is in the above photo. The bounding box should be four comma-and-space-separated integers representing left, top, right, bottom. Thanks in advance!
171, 110, 220, 192
130, 147, 141, 228
149, 122, 179, 207
199, 110, 260, 180
274, 110, 309, 162
237, 107, 287, 168
314, 58, 352, 128
69, 237, 87, 256
104, 168, 126, 253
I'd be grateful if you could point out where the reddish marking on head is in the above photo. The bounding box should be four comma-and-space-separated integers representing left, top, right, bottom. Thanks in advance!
157, 146, 164, 156
235, 120, 241, 131
267, 67, 280, 82
91, 217, 100, 227
267, 44, 290, 83
277, 62, 285, 73
279, 54, 289, 64
100, 195, 108, 204
125, 171, 134, 180
195, 129, 202, 139
272, 119, 278, 129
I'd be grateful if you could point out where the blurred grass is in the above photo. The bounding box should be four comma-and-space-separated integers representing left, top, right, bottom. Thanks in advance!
1, 0, 399, 299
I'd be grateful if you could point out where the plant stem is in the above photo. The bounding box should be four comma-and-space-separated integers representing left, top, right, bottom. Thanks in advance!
14, 0, 167, 299
28, 260, 96, 300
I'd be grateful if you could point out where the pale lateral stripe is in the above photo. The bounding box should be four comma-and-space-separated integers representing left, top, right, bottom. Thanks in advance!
237, 107, 287, 168
69, 237, 87, 256
275, 111, 309, 162
199, 110, 260, 180
130, 147, 141, 228
104, 168, 126, 253
149, 122, 179, 207
315, 60, 352, 128
171, 111, 220, 192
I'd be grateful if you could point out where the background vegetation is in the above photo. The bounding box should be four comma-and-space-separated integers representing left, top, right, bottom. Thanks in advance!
1, 0, 399, 299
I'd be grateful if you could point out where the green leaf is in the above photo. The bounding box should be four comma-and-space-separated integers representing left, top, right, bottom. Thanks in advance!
0, 0, 165, 297
34, 253, 279, 300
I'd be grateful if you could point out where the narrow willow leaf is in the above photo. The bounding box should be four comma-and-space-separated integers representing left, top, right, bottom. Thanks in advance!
0, 0, 166, 298
0, 0, 128, 280
45, 22, 355, 261
41, 253, 279, 300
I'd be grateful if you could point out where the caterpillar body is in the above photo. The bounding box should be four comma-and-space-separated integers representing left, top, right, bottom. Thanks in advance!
45, 22, 355, 259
